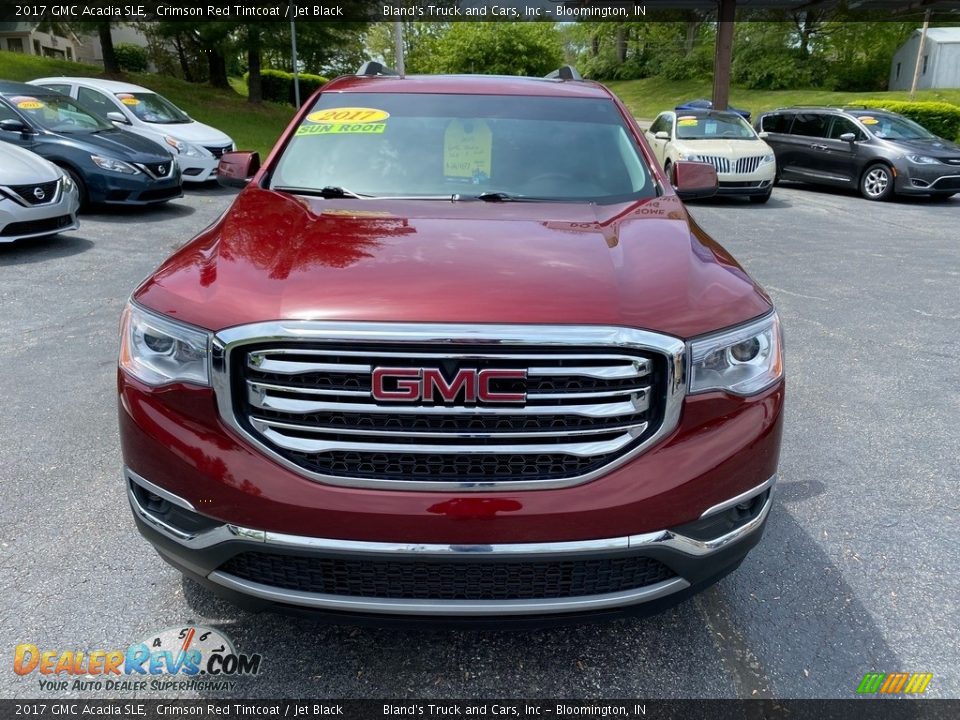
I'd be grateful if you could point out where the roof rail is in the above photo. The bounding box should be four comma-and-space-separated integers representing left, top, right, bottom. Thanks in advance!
357, 61, 399, 77
545, 65, 583, 81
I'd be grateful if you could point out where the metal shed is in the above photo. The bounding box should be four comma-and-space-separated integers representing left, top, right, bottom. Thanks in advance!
890, 27, 960, 90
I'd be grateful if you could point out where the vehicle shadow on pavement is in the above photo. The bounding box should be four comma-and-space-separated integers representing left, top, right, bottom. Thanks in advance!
83, 200, 197, 223
0, 234, 94, 266
183, 182, 240, 198
179, 499, 899, 699
775, 180, 958, 206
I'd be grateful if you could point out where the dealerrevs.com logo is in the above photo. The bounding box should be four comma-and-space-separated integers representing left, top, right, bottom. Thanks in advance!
13, 626, 262, 692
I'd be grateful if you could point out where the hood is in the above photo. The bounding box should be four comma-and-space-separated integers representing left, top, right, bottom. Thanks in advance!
0, 141, 62, 184
135, 188, 772, 340
50, 127, 173, 162
884, 136, 960, 158
675, 138, 771, 158
155, 121, 233, 148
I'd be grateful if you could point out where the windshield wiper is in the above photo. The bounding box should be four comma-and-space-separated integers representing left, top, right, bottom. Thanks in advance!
473, 191, 556, 203
274, 186, 374, 199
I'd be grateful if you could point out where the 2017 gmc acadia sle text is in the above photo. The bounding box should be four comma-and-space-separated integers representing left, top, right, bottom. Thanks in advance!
117, 66, 784, 622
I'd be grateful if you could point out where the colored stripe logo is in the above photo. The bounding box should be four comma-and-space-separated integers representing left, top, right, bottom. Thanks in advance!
858, 672, 933, 694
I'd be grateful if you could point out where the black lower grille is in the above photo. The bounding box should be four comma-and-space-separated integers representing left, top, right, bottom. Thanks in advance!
933, 176, 960, 190
289, 449, 600, 482
220, 551, 676, 601
0, 214, 72, 237
138, 186, 181, 202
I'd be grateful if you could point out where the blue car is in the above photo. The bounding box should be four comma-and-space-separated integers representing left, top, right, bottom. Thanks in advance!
0, 81, 182, 208
676, 99, 751, 122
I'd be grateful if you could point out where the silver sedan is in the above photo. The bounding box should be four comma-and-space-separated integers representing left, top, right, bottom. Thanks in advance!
0, 141, 80, 243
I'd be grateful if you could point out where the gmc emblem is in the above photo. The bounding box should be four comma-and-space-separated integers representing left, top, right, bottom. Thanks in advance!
372, 367, 527, 404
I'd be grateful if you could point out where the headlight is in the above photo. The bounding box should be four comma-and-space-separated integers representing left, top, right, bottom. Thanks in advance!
60, 173, 74, 191
759, 154, 775, 165
678, 152, 706, 162
689, 313, 783, 396
91, 155, 139, 175
119, 303, 210, 387
906, 154, 939, 165
164, 136, 203, 157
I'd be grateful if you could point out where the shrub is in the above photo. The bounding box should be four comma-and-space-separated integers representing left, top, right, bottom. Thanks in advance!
860, 100, 960, 141
247, 69, 329, 105
113, 43, 149, 73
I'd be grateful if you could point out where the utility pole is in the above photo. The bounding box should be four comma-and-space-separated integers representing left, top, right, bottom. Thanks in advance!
712, 0, 736, 111
290, 0, 301, 108
394, 21, 405, 77
909, 9, 931, 101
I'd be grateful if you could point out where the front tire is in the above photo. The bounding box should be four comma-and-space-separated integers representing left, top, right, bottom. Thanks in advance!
860, 163, 894, 201
664, 160, 673, 184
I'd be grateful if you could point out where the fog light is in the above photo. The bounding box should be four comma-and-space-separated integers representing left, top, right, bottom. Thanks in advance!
144, 492, 170, 514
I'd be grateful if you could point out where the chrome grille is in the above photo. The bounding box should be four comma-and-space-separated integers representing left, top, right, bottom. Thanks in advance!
4, 179, 59, 206
212, 323, 686, 491
698, 156, 731, 174
734, 156, 765, 174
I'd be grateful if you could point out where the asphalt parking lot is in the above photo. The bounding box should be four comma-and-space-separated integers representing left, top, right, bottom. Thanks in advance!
1, 183, 957, 700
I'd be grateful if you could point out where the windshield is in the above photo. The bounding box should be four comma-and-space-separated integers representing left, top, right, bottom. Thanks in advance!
7, 93, 111, 133
853, 113, 935, 140
117, 92, 190, 124
270, 93, 655, 203
676, 113, 756, 140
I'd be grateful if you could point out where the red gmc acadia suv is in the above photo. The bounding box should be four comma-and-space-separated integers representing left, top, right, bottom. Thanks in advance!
117, 64, 784, 622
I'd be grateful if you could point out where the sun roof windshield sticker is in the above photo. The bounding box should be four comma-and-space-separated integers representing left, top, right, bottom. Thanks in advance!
705, 121, 718, 135
443, 119, 492, 183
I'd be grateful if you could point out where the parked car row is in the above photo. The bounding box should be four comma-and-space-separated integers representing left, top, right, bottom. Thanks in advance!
0, 76, 234, 244
645, 101, 960, 203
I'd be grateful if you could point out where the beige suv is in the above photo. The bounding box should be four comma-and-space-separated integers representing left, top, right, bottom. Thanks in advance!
646, 109, 776, 203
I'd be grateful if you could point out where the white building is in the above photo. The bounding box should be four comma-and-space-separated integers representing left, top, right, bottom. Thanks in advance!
0, 22, 81, 61
889, 27, 960, 91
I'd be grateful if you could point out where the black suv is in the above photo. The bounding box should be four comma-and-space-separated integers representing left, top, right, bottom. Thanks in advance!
756, 107, 960, 201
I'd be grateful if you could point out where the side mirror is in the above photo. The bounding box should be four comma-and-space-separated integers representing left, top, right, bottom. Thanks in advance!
839, 132, 857, 143
672, 161, 718, 201
106, 111, 130, 125
0, 118, 31, 134
217, 151, 261, 188
654, 131, 670, 141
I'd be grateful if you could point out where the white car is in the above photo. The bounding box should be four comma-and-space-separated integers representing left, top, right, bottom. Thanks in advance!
0, 142, 79, 243
646, 109, 777, 203
29, 77, 234, 184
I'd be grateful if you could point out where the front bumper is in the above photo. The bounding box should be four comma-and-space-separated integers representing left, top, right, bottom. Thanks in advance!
0, 185, 79, 243
896, 163, 960, 195
178, 156, 220, 183
86, 166, 183, 205
127, 467, 775, 619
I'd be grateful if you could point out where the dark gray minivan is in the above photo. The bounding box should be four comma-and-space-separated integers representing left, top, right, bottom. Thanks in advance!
756, 107, 960, 201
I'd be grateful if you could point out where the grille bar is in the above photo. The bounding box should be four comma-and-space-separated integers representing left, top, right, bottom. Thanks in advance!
249, 350, 652, 380
250, 415, 649, 439
248, 384, 651, 417
251, 418, 642, 456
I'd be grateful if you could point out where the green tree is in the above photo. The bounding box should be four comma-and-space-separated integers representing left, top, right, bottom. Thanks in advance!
430, 23, 563, 76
